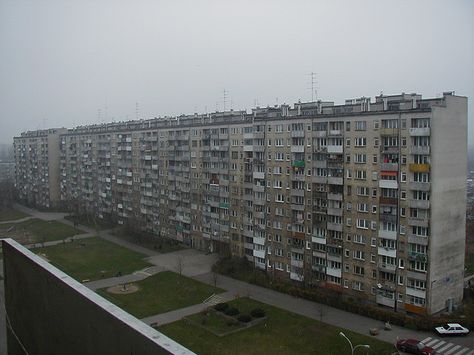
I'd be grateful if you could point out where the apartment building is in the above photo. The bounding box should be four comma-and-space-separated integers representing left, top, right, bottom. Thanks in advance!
13, 128, 66, 208
13, 92, 467, 315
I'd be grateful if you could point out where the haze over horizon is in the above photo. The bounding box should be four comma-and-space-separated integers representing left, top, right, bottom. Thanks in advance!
1, 0, 473, 145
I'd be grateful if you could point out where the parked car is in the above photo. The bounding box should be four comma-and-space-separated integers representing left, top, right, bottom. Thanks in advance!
395, 338, 437, 355
434, 323, 470, 336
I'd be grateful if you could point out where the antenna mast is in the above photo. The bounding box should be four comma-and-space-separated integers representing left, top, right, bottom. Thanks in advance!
308, 72, 318, 102
223, 89, 228, 112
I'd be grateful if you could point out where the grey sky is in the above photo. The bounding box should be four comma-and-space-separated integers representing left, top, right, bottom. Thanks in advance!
1, 0, 473, 145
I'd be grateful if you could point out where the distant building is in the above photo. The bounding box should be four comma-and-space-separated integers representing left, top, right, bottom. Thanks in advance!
13, 92, 468, 315
0, 161, 15, 182
13, 128, 66, 208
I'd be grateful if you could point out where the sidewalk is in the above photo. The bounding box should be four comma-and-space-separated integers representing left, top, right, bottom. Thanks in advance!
141, 291, 235, 326
85, 265, 165, 291
13, 203, 67, 221
0, 216, 34, 224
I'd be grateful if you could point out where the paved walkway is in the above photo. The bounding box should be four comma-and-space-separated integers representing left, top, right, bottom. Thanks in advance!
85, 266, 165, 291
141, 291, 235, 326
13, 204, 67, 221
0, 216, 34, 224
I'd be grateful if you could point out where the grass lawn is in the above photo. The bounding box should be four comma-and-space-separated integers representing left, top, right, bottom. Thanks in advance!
159, 298, 396, 355
36, 237, 152, 281
0, 208, 29, 222
64, 215, 115, 231
98, 271, 224, 318
0, 218, 84, 245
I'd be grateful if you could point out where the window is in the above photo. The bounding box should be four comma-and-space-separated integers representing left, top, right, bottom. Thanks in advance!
355, 170, 366, 180
353, 234, 365, 244
356, 186, 369, 196
356, 219, 369, 229
354, 154, 366, 164
354, 137, 366, 147
355, 121, 366, 131
357, 203, 368, 213
373, 154, 378, 164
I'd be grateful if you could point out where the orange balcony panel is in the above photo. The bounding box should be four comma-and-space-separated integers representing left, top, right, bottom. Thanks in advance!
404, 303, 426, 315
409, 163, 430, 173
292, 231, 305, 240
379, 197, 398, 205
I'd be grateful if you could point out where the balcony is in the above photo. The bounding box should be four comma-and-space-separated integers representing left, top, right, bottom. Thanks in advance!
377, 246, 397, 258
327, 193, 343, 201
409, 181, 430, 191
291, 160, 305, 168
378, 262, 396, 272
312, 176, 327, 184
380, 127, 399, 136
408, 234, 428, 246
379, 180, 398, 189
327, 207, 342, 216
290, 259, 304, 268
290, 145, 305, 153
253, 249, 265, 259
327, 176, 343, 185
327, 222, 343, 232
291, 189, 305, 197
291, 130, 305, 138
380, 163, 398, 172
379, 197, 398, 206
409, 163, 430, 173
326, 267, 342, 278
253, 171, 265, 179
406, 287, 426, 299
312, 264, 326, 273
376, 293, 395, 308
410, 146, 430, 155
290, 272, 304, 281
378, 229, 397, 240
312, 235, 326, 244
408, 199, 430, 209
328, 129, 342, 136
408, 251, 428, 262
327, 145, 343, 154
407, 217, 429, 228
409, 127, 430, 136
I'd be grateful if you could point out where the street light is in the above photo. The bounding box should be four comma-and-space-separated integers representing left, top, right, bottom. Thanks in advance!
339, 332, 370, 355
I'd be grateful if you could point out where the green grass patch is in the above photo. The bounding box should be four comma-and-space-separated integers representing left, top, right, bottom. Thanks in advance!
0, 218, 84, 245
64, 214, 115, 231
98, 271, 223, 318
0, 208, 29, 222
186, 309, 248, 336
159, 298, 396, 355
36, 237, 152, 281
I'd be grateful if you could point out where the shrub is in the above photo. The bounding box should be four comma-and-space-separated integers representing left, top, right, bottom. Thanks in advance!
250, 308, 266, 318
214, 302, 229, 312
224, 307, 240, 316
237, 314, 252, 323
226, 320, 238, 327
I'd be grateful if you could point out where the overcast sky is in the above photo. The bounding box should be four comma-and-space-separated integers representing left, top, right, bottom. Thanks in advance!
0, 0, 473, 145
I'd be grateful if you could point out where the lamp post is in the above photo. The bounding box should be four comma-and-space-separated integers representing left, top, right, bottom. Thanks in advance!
339, 332, 370, 355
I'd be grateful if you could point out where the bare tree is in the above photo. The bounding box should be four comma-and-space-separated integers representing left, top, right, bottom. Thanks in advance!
317, 304, 325, 322
176, 255, 184, 276
212, 271, 219, 287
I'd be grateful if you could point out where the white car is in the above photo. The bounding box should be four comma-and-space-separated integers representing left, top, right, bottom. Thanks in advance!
434, 323, 470, 336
